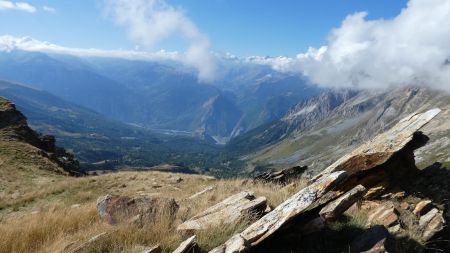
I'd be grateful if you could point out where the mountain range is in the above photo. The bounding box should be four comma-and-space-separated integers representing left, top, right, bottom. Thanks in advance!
0, 50, 320, 143
1, 49, 450, 177
229, 87, 450, 176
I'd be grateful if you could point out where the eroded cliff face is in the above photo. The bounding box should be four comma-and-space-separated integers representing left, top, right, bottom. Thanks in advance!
0, 96, 81, 176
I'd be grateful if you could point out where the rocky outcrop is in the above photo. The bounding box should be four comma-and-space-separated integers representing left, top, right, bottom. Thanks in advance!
0, 96, 81, 175
211, 108, 446, 252
177, 191, 267, 234
209, 171, 348, 253
96, 195, 179, 225
253, 166, 307, 185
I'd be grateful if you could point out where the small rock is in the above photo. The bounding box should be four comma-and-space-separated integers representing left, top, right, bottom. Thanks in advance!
170, 176, 183, 183
350, 225, 389, 253
419, 208, 445, 241
364, 185, 387, 200
71, 204, 81, 209
320, 184, 367, 222
413, 200, 432, 216
391, 191, 405, 199
367, 202, 398, 227
399, 202, 409, 210
388, 224, 402, 234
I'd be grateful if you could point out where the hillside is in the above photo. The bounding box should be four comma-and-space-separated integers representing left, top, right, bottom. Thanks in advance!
0, 81, 227, 172
0, 96, 83, 211
229, 87, 450, 175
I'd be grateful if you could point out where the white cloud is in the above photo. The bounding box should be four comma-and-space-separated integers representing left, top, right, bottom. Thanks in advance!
42, 5, 55, 13
0, 1, 36, 13
0, 35, 181, 61
103, 0, 216, 82
253, 0, 450, 91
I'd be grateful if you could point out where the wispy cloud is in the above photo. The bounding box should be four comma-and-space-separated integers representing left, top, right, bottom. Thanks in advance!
103, 0, 216, 82
0, 35, 181, 61
251, 0, 450, 91
42, 5, 55, 13
0, 1, 36, 13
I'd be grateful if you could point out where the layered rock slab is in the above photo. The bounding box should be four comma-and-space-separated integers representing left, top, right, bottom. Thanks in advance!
177, 191, 266, 233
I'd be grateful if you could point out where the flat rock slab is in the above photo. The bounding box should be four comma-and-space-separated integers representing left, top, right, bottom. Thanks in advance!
320, 184, 367, 222
131, 245, 162, 253
178, 191, 267, 233
187, 186, 215, 200
173, 235, 197, 253
209, 171, 348, 253
69, 232, 108, 253
97, 194, 179, 225
315, 108, 440, 178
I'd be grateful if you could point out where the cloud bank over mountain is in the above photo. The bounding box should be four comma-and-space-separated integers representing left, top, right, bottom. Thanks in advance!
0, 35, 181, 61
257, 0, 450, 90
103, 0, 216, 82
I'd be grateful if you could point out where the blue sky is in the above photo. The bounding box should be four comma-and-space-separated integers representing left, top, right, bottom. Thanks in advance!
0, 0, 408, 56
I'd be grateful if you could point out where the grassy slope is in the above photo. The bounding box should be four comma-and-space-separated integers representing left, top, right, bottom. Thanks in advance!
0, 170, 307, 253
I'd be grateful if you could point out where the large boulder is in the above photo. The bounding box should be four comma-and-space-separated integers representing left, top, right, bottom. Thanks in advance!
96, 194, 179, 225
177, 191, 266, 233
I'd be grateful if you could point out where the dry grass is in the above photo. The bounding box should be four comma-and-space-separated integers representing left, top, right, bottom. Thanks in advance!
0, 170, 308, 253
